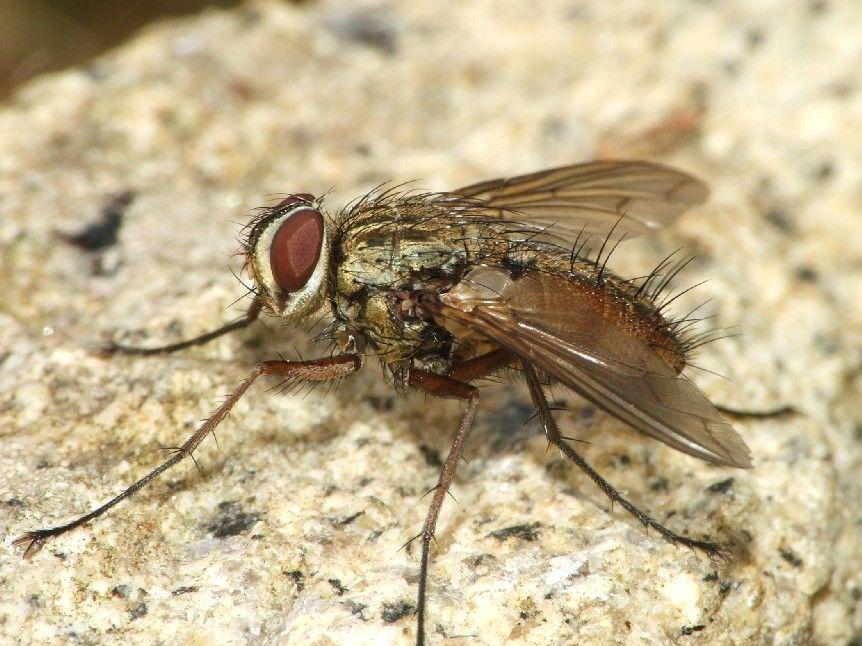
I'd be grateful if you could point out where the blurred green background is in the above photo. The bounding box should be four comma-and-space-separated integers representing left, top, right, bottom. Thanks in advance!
0, 1, 243, 100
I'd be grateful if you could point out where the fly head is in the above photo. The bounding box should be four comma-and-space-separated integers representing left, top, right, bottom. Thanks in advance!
245, 194, 332, 320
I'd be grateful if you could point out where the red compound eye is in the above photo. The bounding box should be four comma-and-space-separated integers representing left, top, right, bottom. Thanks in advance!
274, 193, 315, 210
269, 208, 324, 293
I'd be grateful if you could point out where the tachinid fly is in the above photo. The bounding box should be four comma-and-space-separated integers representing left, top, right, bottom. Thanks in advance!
15, 160, 777, 645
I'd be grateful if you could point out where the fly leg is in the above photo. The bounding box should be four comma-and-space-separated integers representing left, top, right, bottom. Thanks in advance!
13, 353, 360, 559
446, 347, 514, 381
406, 349, 513, 646
407, 369, 479, 646
100, 296, 262, 356
714, 403, 797, 419
521, 360, 725, 558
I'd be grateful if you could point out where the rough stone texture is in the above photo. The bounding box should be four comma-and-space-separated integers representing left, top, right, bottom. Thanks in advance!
1, 1, 860, 644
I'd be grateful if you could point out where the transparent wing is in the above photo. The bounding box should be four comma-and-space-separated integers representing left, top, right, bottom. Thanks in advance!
454, 160, 709, 241
437, 267, 751, 468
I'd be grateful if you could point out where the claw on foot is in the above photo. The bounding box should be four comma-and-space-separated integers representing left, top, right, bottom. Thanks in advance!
87, 335, 123, 358
12, 531, 49, 560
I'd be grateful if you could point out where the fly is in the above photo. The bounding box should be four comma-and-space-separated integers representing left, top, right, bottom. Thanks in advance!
14, 160, 789, 645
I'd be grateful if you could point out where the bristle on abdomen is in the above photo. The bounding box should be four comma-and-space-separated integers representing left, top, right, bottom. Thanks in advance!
565, 268, 690, 374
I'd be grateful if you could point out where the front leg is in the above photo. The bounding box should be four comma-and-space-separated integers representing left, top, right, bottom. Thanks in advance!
14, 353, 361, 558
100, 296, 262, 356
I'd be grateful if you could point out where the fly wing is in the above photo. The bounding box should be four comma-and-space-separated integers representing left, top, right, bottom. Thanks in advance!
438, 267, 751, 468
454, 160, 709, 241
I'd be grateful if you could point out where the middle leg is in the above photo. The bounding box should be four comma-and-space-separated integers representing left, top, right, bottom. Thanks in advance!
405, 347, 513, 645
407, 368, 479, 646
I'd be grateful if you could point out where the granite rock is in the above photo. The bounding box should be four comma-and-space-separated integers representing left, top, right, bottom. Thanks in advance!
1, 1, 860, 644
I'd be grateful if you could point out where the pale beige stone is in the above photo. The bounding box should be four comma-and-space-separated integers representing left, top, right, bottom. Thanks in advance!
1, 1, 860, 644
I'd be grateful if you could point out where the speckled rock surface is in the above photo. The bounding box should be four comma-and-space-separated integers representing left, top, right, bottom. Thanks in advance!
1, 1, 860, 644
